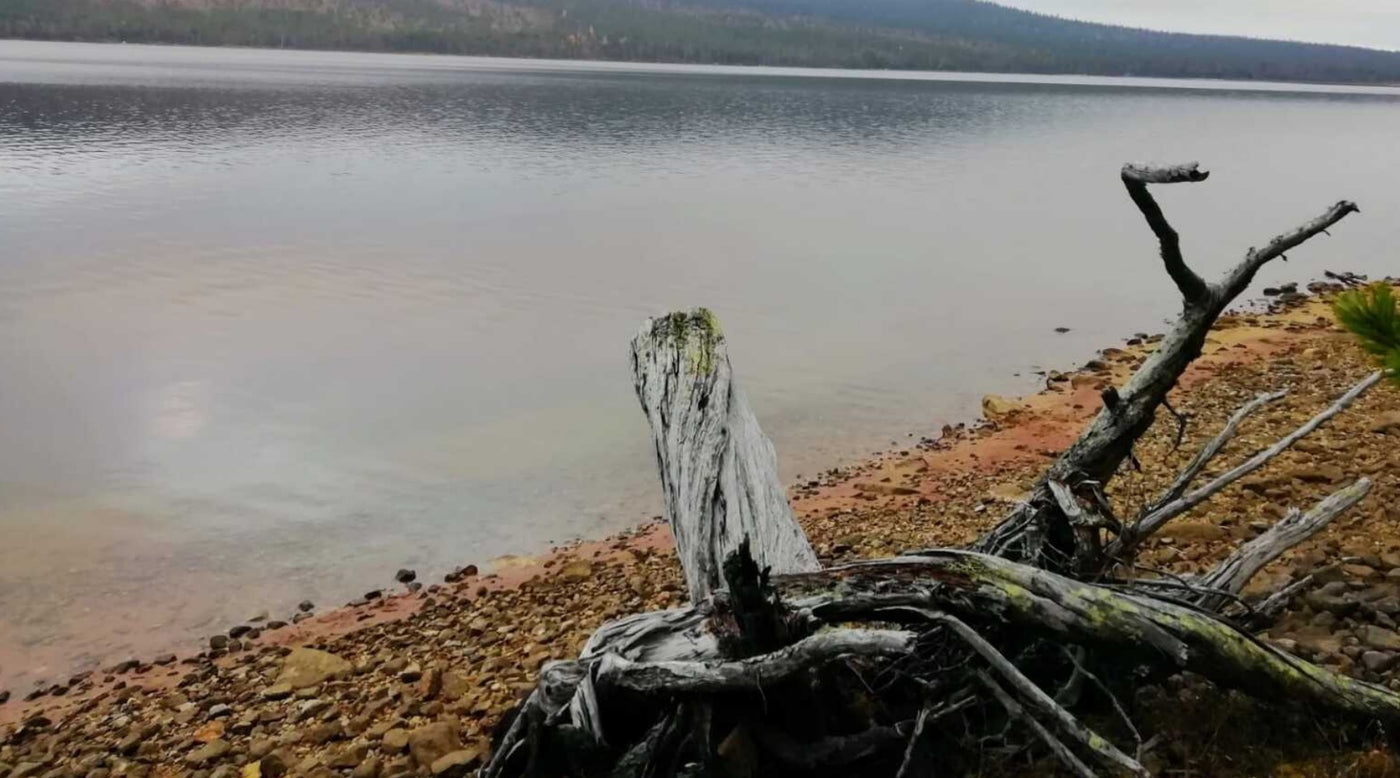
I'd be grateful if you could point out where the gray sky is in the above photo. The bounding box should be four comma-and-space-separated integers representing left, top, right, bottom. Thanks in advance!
995, 0, 1400, 51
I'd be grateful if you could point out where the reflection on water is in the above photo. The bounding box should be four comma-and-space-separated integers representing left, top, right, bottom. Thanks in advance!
2, 40, 1399, 688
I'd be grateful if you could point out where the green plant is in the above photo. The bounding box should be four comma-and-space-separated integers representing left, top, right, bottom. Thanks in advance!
1333, 282, 1400, 384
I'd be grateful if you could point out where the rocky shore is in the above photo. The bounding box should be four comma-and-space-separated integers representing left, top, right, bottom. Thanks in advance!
2, 284, 1399, 778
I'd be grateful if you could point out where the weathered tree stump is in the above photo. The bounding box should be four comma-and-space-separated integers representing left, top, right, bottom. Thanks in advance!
483, 163, 1391, 778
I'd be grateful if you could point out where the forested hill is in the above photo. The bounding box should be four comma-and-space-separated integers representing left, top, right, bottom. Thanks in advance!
4, 0, 1400, 83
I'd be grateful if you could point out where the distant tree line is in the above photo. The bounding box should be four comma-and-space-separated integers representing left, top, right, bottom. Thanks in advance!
2, 0, 1400, 83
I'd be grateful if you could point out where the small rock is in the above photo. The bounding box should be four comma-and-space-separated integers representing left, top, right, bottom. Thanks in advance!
399, 663, 423, 683
382, 728, 410, 753
276, 648, 352, 689
395, 569, 417, 584
364, 590, 383, 600
429, 749, 481, 777
981, 394, 1022, 424
298, 600, 315, 612
260, 752, 289, 778
207, 703, 233, 719
1370, 412, 1400, 435
262, 683, 294, 701
153, 653, 177, 666
209, 635, 230, 651
228, 625, 253, 639
184, 739, 231, 766
1361, 625, 1400, 652
1362, 651, 1398, 673
558, 561, 594, 583
351, 758, 382, 778
407, 722, 462, 768
305, 721, 343, 745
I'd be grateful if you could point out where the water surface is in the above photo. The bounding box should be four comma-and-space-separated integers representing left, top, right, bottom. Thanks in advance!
2, 40, 1399, 689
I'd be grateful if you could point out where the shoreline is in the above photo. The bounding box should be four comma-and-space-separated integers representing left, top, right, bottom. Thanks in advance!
5, 39, 1400, 93
2, 280, 1398, 775
0, 290, 1349, 720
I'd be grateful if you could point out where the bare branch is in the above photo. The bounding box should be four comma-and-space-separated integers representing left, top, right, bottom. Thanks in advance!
1111, 370, 1383, 555
1121, 162, 1211, 303
1217, 200, 1361, 300
595, 629, 914, 695
930, 611, 1149, 778
1122, 162, 1211, 185
1146, 389, 1287, 514
1196, 479, 1372, 609
979, 672, 1099, 778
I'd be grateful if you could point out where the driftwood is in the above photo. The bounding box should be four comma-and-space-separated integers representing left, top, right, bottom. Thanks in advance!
483, 163, 1388, 778
630, 310, 820, 602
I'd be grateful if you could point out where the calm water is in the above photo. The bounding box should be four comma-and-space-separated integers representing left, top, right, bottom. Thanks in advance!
2, 40, 1399, 689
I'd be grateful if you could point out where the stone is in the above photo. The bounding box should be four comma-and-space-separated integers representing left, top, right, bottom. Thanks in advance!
350, 759, 381, 778
399, 663, 423, 683
207, 703, 233, 719
981, 394, 1022, 423
1344, 564, 1379, 579
184, 739, 231, 766
261, 683, 293, 701
407, 722, 462, 768
326, 744, 369, 768
1362, 651, 1398, 673
209, 635, 229, 651
1288, 464, 1346, 484
381, 729, 409, 753
276, 648, 352, 689
298, 601, 315, 613
419, 667, 443, 701
558, 561, 593, 583
1305, 583, 1359, 616
259, 752, 289, 778
395, 569, 416, 584
429, 749, 481, 777
228, 625, 253, 639
305, 721, 343, 745
1157, 522, 1228, 543
1370, 412, 1400, 435
1361, 625, 1400, 652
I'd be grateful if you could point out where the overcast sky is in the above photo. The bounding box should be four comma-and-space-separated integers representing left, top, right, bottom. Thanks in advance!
995, 1, 1400, 51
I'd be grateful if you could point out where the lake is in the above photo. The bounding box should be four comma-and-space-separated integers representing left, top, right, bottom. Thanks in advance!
1, 40, 1398, 690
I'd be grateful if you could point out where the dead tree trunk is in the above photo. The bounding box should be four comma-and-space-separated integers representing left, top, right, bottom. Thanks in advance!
630, 310, 820, 602
975, 163, 1358, 573
484, 164, 1386, 778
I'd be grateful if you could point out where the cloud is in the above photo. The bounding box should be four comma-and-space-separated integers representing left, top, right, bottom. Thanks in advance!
995, 0, 1400, 51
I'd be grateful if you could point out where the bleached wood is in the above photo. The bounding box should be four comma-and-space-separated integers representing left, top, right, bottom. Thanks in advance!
1147, 389, 1287, 513
630, 309, 819, 602
1196, 479, 1371, 609
1121, 162, 1211, 302
1113, 370, 1384, 554
596, 629, 914, 694
979, 168, 1362, 571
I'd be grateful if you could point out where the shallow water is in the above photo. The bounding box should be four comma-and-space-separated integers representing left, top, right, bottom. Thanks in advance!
1, 40, 1399, 689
